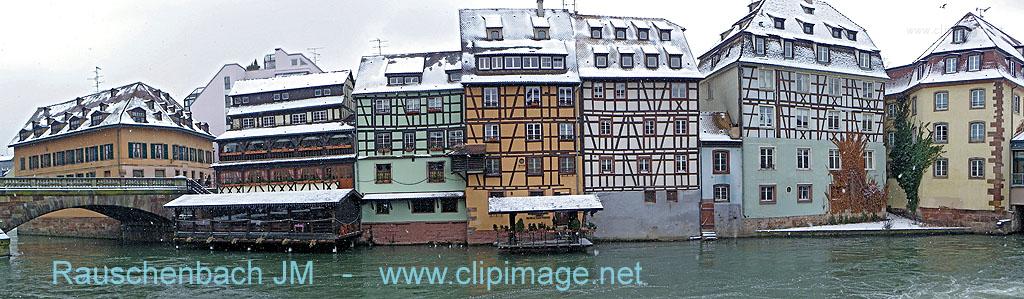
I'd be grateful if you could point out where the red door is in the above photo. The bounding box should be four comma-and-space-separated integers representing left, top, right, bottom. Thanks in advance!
699, 202, 715, 231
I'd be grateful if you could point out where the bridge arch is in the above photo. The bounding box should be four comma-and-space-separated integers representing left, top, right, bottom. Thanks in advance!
0, 193, 181, 233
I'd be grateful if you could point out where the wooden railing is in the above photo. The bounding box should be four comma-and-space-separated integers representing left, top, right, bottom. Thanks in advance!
219, 147, 354, 162
0, 177, 206, 194
495, 229, 590, 247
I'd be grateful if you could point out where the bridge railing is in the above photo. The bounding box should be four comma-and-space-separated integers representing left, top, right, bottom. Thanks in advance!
0, 177, 202, 193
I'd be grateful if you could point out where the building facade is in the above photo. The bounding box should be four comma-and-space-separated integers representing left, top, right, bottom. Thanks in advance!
353, 51, 469, 245
11, 82, 215, 180
9, 82, 215, 238
698, 112, 744, 236
886, 13, 1024, 227
185, 48, 322, 137
457, 8, 583, 243
573, 14, 704, 240
698, 0, 888, 229
213, 71, 357, 193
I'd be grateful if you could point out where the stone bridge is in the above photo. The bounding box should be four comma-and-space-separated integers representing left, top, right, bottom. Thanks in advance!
0, 177, 207, 241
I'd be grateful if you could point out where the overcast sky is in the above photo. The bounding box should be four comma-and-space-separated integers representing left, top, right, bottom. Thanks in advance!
1, 0, 1021, 155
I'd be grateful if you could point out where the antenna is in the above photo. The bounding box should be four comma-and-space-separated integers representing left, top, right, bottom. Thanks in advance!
89, 66, 103, 93
306, 47, 323, 65
370, 38, 389, 55
976, 7, 991, 18
562, 0, 577, 12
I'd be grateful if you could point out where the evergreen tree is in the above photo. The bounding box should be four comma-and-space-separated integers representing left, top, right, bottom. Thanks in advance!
246, 59, 261, 71
889, 98, 944, 213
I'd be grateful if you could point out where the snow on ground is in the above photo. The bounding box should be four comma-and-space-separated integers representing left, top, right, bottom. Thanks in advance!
758, 214, 967, 232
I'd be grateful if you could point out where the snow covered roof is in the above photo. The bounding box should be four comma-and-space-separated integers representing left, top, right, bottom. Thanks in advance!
226, 96, 345, 116
0, 156, 11, 162
228, 71, 352, 96
362, 191, 464, 201
887, 14, 1024, 95
460, 9, 580, 84
488, 194, 603, 214
700, 112, 740, 143
353, 51, 463, 94
211, 154, 355, 168
573, 14, 701, 79
11, 82, 213, 147
699, 0, 887, 79
0, 230, 7, 240
216, 122, 354, 141
721, 0, 878, 52
385, 56, 426, 74
918, 13, 1024, 62
164, 189, 357, 207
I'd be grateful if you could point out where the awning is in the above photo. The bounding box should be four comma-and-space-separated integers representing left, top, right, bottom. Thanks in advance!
488, 195, 603, 214
164, 189, 356, 208
362, 191, 464, 201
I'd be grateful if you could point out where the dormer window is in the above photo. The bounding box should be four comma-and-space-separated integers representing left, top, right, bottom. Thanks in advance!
387, 75, 421, 85
773, 18, 785, 29
944, 56, 959, 74
754, 36, 766, 56
487, 28, 503, 40
535, 28, 548, 40
831, 28, 842, 38
447, 71, 461, 82
594, 53, 609, 68
659, 29, 671, 41
816, 44, 830, 63
783, 40, 794, 59
967, 54, 981, 71
645, 54, 659, 69
916, 63, 926, 79
637, 29, 649, 40
803, 23, 814, 34
858, 51, 871, 69
614, 28, 626, 40
621, 54, 634, 69
846, 30, 858, 41
952, 28, 966, 44
90, 113, 106, 126
69, 117, 82, 129
802, 6, 815, 14
590, 27, 602, 39
153, 112, 163, 121
669, 55, 682, 69
128, 108, 147, 123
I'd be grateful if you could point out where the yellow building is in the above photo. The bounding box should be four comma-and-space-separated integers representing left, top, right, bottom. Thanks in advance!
458, 8, 584, 243
9, 82, 215, 235
886, 13, 1024, 227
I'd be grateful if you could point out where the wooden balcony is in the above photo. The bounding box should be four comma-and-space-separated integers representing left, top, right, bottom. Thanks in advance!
219, 146, 353, 162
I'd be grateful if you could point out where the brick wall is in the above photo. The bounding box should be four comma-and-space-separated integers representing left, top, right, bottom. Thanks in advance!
363, 221, 467, 245
17, 217, 121, 239
920, 207, 1007, 230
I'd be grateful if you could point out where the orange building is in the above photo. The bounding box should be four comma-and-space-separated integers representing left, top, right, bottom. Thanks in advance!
457, 8, 583, 243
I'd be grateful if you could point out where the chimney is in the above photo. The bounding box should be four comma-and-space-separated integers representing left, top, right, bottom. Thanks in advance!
75, 97, 84, 107
536, 0, 544, 17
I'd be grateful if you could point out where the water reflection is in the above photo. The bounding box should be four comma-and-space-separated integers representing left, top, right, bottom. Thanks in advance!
2, 234, 1024, 297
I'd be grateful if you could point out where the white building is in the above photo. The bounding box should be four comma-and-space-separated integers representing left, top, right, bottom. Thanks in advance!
184, 48, 323, 137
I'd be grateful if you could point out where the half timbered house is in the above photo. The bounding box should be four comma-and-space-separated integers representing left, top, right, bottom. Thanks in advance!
456, 7, 583, 243
574, 14, 704, 240
214, 71, 356, 193
698, 0, 888, 229
353, 51, 469, 244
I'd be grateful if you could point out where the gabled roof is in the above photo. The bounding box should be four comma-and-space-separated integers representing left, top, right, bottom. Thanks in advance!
887, 13, 1024, 95
11, 82, 213, 147
715, 0, 878, 53
699, 0, 887, 79
353, 51, 463, 94
228, 71, 353, 96
915, 13, 1024, 62
573, 14, 702, 79
459, 9, 580, 84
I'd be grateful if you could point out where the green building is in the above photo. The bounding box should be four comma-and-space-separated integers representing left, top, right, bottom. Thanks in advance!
353, 51, 468, 244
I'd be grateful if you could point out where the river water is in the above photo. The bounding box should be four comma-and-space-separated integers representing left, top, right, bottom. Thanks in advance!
3, 232, 1024, 298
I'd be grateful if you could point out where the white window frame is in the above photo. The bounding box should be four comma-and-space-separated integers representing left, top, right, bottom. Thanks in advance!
754, 36, 766, 55
759, 147, 775, 170
291, 113, 307, 124
312, 110, 328, 122
483, 88, 500, 108
826, 110, 841, 131
758, 69, 775, 90
969, 121, 985, 143
558, 87, 574, 106
967, 54, 981, 71
934, 92, 949, 111
969, 158, 985, 178
863, 150, 875, 170
484, 124, 500, 140
796, 147, 811, 170
970, 89, 986, 109
828, 148, 842, 170
795, 108, 810, 130
759, 105, 775, 129
526, 123, 542, 141
945, 56, 958, 74
675, 155, 687, 173
860, 113, 874, 132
